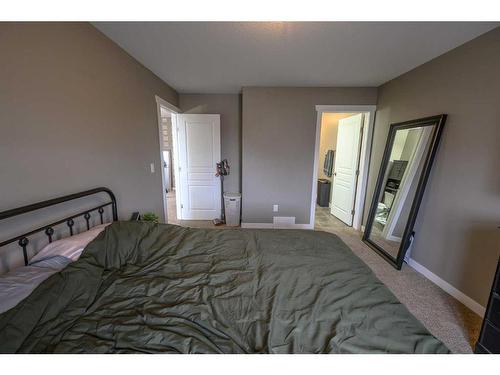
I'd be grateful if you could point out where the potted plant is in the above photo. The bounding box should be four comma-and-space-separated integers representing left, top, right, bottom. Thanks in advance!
141, 212, 159, 223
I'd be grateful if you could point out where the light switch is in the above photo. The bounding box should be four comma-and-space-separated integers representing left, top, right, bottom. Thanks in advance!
150, 163, 155, 173
273, 204, 279, 212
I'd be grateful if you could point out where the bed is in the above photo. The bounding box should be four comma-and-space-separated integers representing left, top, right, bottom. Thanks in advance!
0, 188, 448, 353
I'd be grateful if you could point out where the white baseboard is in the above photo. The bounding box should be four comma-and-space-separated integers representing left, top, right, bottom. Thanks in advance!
241, 222, 313, 230
292, 223, 314, 230
406, 258, 486, 317
240, 223, 274, 229
386, 234, 402, 242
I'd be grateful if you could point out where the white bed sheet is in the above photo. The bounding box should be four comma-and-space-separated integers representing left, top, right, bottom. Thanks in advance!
0, 223, 109, 314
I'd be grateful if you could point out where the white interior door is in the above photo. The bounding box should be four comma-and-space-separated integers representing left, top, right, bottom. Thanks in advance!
176, 114, 221, 220
330, 114, 363, 225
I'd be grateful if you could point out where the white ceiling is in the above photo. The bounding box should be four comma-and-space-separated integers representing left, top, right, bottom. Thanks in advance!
93, 22, 498, 94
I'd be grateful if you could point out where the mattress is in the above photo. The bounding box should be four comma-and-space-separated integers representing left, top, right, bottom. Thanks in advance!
0, 221, 448, 353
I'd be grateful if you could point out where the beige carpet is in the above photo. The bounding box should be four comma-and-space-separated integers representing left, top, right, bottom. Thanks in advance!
165, 194, 482, 353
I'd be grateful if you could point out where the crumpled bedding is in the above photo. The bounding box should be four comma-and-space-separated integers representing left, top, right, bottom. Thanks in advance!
0, 221, 449, 353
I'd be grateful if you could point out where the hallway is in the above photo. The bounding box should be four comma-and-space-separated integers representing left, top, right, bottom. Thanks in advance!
166, 190, 233, 228
166, 190, 179, 225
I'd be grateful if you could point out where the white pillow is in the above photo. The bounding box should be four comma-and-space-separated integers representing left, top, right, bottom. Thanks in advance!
29, 223, 109, 264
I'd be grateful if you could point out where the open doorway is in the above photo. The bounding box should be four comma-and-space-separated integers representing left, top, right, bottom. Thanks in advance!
156, 97, 223, 226
311, 105, 376, 233
155, 96, 180, 224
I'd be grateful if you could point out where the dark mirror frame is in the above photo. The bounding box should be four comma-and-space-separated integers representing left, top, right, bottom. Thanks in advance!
362, 114, 447, 270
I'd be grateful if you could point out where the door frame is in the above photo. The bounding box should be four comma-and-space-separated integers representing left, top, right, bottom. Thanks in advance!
155, 95, 181, 223
311, 105, 376, 230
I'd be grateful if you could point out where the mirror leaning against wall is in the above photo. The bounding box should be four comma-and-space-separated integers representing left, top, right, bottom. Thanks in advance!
363, 115, 447, 269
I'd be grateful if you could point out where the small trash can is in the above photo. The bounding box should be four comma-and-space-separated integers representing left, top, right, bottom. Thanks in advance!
317, 179, 331, 207
224, 192, 241, 226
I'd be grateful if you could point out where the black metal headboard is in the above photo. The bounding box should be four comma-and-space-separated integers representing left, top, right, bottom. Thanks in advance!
0, 187, 118, 266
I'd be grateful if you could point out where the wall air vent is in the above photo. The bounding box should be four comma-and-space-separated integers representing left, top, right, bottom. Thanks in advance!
273, 216, 296, 229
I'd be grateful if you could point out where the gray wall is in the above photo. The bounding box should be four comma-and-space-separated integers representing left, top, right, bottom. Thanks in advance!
242, 87, 378, 224
366, 27, 500, 306
0, 23, 179, 221
179, 94, 242, 193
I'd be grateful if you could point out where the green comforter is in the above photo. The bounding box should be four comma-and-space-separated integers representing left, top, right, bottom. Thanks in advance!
0, 222, 448, 353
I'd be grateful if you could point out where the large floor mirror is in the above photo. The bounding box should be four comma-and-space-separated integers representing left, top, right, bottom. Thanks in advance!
363, 115, 447, 269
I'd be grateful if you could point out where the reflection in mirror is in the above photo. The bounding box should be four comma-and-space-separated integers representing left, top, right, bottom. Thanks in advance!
363, 115, 446, 269
369, 126, 432, 258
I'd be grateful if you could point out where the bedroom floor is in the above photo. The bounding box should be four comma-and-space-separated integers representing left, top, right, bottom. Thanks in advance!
314, 206, 482, 354
369, 225, 401, 258
166, 190, 236, 228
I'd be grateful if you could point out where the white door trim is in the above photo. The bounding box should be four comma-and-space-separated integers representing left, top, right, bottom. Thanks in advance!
171, 114, 182, 220
155, 95, 181, 113
155, 95, 180, 223
311, 105, 376, 230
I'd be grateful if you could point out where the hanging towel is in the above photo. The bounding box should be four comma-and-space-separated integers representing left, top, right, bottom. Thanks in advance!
323, 149, 334, 177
